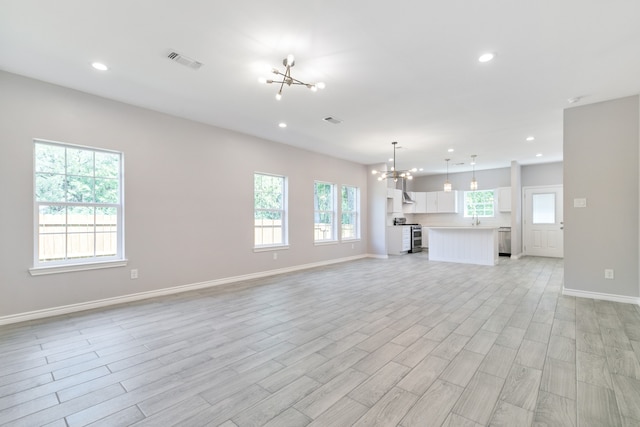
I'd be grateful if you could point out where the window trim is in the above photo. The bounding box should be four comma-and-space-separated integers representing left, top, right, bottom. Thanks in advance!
253, 172, 288, 249
314, 180, 337, 243
340, 184, 361, 241
33, 139, 125, 270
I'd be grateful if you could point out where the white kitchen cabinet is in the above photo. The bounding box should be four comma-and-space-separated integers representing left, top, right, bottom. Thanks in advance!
424, 190, 458, 213
412, 192, 427, 213
436, 190, 459, 213
387, 189, 403, 213
426, 192, 438, 213
498, 187, 511, 212
387, 226, 411, 255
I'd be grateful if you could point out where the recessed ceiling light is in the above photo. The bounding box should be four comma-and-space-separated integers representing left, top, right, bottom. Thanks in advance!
91, 62, 108, 71
448, 148, 454, 153
536, 153, 543, 157
526, 136, 535, 142
278, 122, 287, 128
478, 53, 495, 63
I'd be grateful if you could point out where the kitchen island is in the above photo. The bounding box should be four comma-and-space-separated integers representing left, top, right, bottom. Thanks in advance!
427, 226, 499, 266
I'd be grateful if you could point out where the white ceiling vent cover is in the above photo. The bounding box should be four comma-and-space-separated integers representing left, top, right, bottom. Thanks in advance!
323, 116, 343, 124
167, 51, 203, 70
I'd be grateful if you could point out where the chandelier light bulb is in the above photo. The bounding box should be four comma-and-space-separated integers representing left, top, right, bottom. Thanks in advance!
258, 77, 267, 84
285, 54, 295, 67
316, 82, 326, 89
275, 92, 282, 101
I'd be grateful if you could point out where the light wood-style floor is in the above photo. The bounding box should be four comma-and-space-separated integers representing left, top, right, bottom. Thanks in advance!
2, 254, 640, 426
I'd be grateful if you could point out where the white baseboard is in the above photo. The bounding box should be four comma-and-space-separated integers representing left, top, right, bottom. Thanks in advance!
562, 287, 640, 306
0, 254, 371, 326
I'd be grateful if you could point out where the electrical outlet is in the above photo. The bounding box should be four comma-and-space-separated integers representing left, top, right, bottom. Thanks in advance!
604, 269, 614, 279
273, 252, 278, 260
130, 269, 138, 279
351, 243, 355, 249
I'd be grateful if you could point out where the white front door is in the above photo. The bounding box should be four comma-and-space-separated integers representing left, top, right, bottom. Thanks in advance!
523, 186, 564, 258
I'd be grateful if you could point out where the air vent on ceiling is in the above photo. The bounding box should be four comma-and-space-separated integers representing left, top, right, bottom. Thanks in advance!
323, 116, 343, 124
167, 51, 203, 70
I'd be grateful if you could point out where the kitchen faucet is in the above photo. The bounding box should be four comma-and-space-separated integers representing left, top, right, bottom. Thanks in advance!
471, 213, 480, 226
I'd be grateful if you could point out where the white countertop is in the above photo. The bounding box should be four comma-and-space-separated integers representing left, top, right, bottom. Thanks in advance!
426, 226, 500, 230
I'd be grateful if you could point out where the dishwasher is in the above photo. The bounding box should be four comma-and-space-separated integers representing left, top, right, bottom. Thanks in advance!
498, 227, 511, 256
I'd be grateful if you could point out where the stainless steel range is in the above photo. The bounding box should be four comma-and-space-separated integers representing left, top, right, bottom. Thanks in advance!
393, 218, 423, 253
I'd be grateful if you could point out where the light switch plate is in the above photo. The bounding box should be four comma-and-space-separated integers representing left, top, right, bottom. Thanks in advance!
574, 198, 587, 208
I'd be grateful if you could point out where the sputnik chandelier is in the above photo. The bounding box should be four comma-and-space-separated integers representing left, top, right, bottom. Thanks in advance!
260, 54, 325, 100
371, 142, 417, 182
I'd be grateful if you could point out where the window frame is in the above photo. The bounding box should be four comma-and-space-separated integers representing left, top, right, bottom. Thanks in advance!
253, 172, 288, 250
314, 181, 337, 244
31, 139, 125, 274
340, 185, 360, 241
463, 189, 496, 218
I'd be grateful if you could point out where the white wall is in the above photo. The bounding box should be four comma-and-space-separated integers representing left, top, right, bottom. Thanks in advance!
522, 162, 563, 187
0, 71, 369, 319
564, 95, 639, 299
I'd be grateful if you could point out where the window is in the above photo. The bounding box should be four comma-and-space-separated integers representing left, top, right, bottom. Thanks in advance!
34, 140, 124, 268
314, 181, 337, 242
464, 190, 495, 217
341, 185, 360, 240
254, 173, 287, 248
532, 193, 556, 224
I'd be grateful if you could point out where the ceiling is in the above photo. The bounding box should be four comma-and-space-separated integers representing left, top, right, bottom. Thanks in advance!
2, 1, 639, 176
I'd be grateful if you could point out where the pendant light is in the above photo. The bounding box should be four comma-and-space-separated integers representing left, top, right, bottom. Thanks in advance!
470, 155, 478, 190
443, 158, 452, 192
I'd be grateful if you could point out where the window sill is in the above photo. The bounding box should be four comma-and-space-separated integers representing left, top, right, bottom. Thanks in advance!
254, 245, 289, 253
29, 259, 128, 276
314, 240, 339, 246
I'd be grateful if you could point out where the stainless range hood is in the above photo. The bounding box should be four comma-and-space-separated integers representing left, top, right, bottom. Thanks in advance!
400, 179, 414, 204
402, 192, 414, 204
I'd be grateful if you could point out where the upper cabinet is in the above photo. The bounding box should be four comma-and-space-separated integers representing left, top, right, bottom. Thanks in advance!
497, 187, 511, 212
436, 190, 458, 213
403, 191, 427, 213
425, 191, 458, 213
426, 192, 438, 213
392, 190, 459, 214
413, 192, 427, 213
